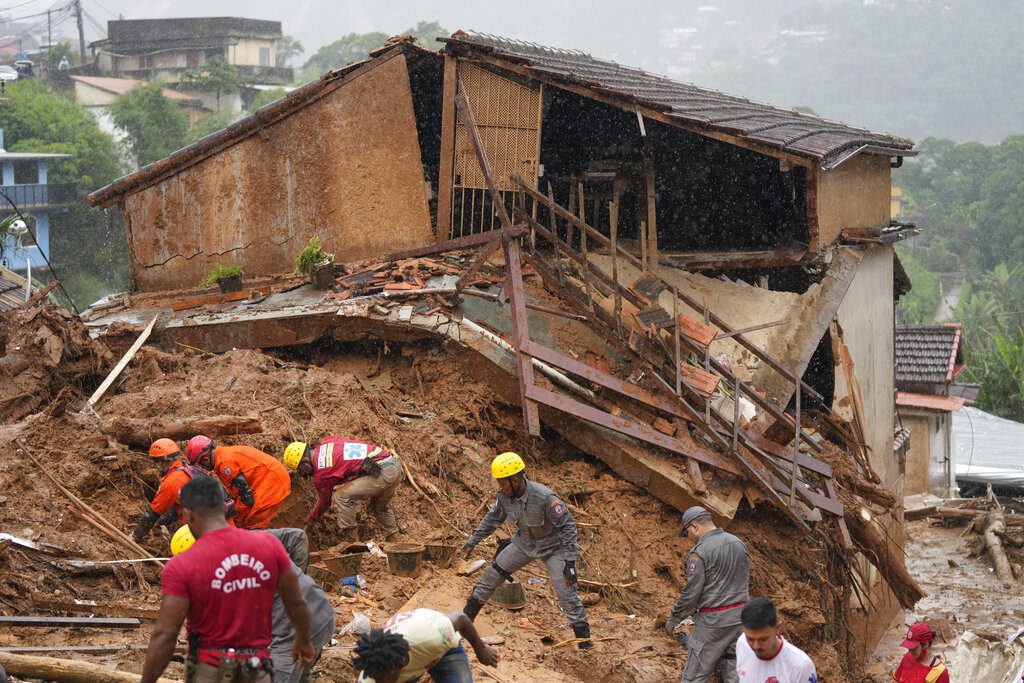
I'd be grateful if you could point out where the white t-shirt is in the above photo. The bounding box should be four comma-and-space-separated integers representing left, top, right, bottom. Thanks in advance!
358, 608, 462, 682
736, 633, 818, 683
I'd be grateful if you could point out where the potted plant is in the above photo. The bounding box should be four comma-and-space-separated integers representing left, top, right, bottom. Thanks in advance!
294, 236, 335, 289
199, 263, 245, 293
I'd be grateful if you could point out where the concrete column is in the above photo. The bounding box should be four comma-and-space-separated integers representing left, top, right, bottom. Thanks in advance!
38, 160, 47, 184
2, 161, 14, 186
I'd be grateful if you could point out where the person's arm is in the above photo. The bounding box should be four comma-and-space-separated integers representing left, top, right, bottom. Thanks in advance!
139, 595, 189, 683
666, 552, 705, 634
231, 472, 256, 508
277, 566, 314, 668
132, 509, 161, 542
463, 499, 507, 557
449, 611, 499, 667
306, 479, 334, 524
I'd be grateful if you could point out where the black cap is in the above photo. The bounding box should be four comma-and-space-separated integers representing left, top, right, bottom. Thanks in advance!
678, 505, 711, 537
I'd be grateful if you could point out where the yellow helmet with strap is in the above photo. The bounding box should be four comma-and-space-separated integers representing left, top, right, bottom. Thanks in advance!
282, 442, 308, 470
171, 524, 195, 556
491, 452, 525, 479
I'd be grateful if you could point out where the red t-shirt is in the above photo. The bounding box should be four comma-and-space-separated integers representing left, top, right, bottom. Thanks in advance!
307, 438, 390, 522
893, 651, 950, 683
161, 526, 292, 655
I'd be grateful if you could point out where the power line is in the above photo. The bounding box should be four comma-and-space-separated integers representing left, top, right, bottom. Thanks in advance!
83, 0, 112, 19
0, 0, 48, 12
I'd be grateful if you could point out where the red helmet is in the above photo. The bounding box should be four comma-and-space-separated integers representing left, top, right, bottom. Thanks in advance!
186, 435, 214, 465
149, 438, 181, 460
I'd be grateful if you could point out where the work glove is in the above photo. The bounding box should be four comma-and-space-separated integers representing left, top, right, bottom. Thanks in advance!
563, 559, 578, 586
461, 543, 475, 560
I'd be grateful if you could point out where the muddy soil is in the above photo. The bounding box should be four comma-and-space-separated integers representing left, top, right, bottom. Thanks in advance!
0, 305, 857, 682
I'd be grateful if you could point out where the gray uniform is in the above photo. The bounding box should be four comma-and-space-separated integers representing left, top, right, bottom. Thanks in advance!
666, 528, 749, 683
466, 479, 588, 627
263, 529, 335, 683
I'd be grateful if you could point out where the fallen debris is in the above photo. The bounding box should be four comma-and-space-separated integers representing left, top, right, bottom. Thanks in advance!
0, 652, 175, 683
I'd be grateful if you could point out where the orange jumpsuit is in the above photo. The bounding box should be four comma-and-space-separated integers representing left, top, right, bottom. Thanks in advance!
148, 461, 195, 524
212, 445, 291, 529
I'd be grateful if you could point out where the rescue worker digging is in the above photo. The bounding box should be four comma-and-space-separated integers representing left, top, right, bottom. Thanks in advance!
282, 438, 404, 541
132, 438, 194, 542
187, 435, 291, 529
666, 505, 750, 683
460, 452, 592, 649
140, 474, 313, 683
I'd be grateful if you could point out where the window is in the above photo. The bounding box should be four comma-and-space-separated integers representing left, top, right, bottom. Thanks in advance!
13, 161, 39, 185
259, 47, 270, 67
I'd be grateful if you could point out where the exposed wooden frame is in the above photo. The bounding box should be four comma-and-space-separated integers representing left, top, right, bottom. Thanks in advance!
436, 55, 459, 240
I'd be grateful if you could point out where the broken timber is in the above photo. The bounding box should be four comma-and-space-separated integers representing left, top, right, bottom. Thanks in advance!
0, 616, 140, 628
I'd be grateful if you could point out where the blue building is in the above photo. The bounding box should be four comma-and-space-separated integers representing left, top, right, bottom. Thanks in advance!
0, 129, 72, 274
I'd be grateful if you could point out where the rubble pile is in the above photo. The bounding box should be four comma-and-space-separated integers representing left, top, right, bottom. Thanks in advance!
0, 305, 868, 682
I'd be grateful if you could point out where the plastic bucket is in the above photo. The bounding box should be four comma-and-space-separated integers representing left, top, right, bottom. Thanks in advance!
325, 552, 364, 577
386, 543, 425, 578
493, 576, 526, 610
424, 543, 458, 568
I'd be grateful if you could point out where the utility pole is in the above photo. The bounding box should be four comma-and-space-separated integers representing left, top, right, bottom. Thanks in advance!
73, 0, 86, 67
47, 9, 51, 48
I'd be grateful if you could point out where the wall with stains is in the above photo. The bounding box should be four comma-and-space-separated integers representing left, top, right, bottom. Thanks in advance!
815, 155, 891, 248
122, 53, 433, 292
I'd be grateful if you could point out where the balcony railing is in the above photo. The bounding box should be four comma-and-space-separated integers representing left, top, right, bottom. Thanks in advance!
0, 183, 77, 208
235, 64, 293, 84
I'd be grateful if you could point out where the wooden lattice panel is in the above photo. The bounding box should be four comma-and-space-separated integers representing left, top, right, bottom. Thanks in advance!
455, 63, 540, 192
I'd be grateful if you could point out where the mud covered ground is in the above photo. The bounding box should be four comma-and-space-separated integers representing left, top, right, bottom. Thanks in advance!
0, 305, 857, 681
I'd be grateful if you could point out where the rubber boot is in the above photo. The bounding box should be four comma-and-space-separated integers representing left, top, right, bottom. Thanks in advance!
572, 622, 592, 650
463, 596, 485, 621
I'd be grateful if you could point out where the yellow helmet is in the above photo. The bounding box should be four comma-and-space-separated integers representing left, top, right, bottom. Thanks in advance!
282, 442, 308, 470
171, 525, 196, 556
491, 452, 525, 479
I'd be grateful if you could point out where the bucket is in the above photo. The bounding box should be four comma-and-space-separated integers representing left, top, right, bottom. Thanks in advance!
386, 543, 425, 578
324, 552, 364, 578
424, 543, 458, 568
492, 576, 526, 611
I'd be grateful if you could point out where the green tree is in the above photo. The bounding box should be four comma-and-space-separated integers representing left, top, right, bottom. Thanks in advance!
276, 35, 304, 68
42, 42, 74, 70
0, 79, 126, 308
109, 81, 188, 166
179, 56, 242, 112
405, 21, 448, 49
247, 88, 288, 113
185, 111, 238, 145
298, 31, 388, 83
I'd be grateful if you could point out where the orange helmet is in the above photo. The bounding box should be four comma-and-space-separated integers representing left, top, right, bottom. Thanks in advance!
149, 438, 181, 460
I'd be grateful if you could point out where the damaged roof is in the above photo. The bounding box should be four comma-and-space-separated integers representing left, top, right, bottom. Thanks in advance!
895, 324, 964, 387
443, 31, 914, 169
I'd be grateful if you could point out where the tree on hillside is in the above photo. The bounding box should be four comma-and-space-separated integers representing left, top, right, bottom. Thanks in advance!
276, 35, 304, 68
297, 21, 449, 83
185, 111, 239, 145
179, 57, 242, 112
0, 79, 126, 307
109, 81, 188, 167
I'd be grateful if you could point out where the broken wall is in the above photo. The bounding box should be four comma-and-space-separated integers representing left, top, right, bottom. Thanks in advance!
814, 155, 891, 249
834, 244, 903, 655
121, 53, 433, 291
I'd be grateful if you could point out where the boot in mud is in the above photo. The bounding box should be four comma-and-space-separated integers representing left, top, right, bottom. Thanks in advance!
572, 622, 592, 650
463, 596, 485, 621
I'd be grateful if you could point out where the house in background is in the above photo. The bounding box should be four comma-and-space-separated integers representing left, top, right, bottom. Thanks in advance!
89, 17, 292, 112
71, 76, 208, 134
895, 323, 968, 498
0, 130, 72, 273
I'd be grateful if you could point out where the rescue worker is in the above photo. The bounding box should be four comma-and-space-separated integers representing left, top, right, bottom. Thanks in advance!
171, 525, 335, 683
282, 438, 404, 541
353, 608, 499, 682
666, 505, 750, 683
132, 438, 195, 542
187, 436, 291, 529
139, 474, 313, 683
893, 622, 949, 683
459, 452, 591, 649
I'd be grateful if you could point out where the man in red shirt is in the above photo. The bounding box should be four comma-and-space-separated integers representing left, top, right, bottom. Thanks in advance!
140, 474, 313, 683
281, 438, 404, 541
187, 436, 291, 530
893, 622, 949, 683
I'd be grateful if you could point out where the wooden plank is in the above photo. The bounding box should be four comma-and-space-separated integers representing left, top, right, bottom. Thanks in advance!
645, 161, 658, 275
80, 314, 158, 413
436, 54, 459, 240
386, 224, 526, 261
31, 595, 159, 620
504, 236, 541, 435
0, 616, 140, 629
170, 288, 250, 312
21, 280, 59, 308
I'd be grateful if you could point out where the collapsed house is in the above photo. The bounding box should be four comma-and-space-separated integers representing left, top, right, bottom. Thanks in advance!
81, 31, 922, 664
